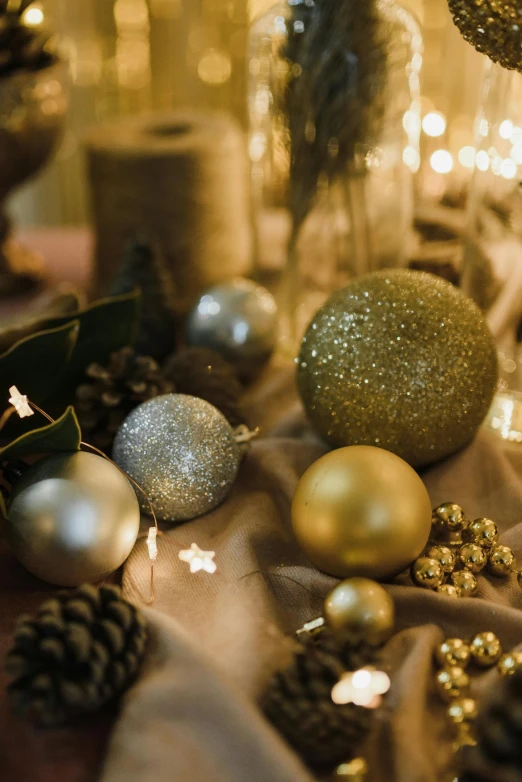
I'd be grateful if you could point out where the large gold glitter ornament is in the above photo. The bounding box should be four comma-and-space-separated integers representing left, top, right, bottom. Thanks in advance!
291, 446, 432, 580
324, 578, 395, 645
447, 0, 522, 72
297, 270, 497, 468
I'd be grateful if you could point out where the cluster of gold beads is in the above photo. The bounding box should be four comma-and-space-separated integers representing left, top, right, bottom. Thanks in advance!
434, 631, 522, 755
410, 503, 519, 597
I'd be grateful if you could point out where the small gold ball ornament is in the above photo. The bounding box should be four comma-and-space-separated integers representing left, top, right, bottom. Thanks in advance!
488, 545, 516, 577
432, 503, 467, 533
451, 570, 478, 596
427, 545, 456, 574
436, 666, 470, 701
470, 632, 502, 667
324, 578, 395, 645
436, 638, 471, 668
458, 543, 487, 573
497, 651, 522, 676
447, 697, 477, 724
436, 584, 460, 599
291, 446, 432, 580
466, 518, 499, 549
411, 557, 445, 589
297, 271, 497, 468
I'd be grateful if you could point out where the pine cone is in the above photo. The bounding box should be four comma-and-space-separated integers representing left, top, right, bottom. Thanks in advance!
75, 346, 174, 452
262, 632, 378, 771
163, 347, 245, 427
108, 238, 178, 361
475, 669, 522, 768
5, 584, 147, 726
0, 1, 58, 78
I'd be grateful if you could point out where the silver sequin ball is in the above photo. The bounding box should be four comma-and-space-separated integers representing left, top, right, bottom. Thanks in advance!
112, 394, 241, 522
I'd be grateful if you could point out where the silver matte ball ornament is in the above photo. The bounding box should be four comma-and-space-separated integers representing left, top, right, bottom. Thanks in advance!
113, 394, 241, 522
297, 270, 498, 468
185, 278, 278, 377
6, 451, 140, 586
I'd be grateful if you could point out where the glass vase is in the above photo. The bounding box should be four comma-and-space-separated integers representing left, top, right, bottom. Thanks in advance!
461, 61, 522, 444
248, 0, 422, 354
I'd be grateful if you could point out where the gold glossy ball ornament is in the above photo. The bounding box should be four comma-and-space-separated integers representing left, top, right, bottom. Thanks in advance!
432, 503, 467, 533
447, 698, 477, 724
427, 545, 456, 574
451, 570, 478, 596
436, 666, 470, 701
324, 578, 395, 645
466, 518, 499, 549
470, 632, 502, 667
458, 543, 487, 573
436, 584, 460, 599
497, 651, 522, 676
6, 452, 140, 586
436, 638, 471, 668
488, 545, 516, 576
297, 270, 497, 468
291, 446, 432, 580
411, 557, 444, 589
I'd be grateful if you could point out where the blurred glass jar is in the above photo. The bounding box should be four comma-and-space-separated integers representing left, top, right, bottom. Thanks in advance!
462, 61, 522, 444
248, 0, 422, 353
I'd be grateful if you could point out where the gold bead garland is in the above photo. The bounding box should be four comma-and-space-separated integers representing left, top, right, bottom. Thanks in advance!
410, 504, 520, 597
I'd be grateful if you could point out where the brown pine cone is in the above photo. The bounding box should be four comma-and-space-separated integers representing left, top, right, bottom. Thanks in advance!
262, 631, 379, 771
163, 347, 245, 427
5, 584, 147, 726
75, 346, 174, 452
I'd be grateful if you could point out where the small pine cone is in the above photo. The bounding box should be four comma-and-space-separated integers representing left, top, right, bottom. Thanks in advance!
262, 632, 378, 771
475, 669, 522, 769
75, 346, 174, 452
5, 584, 147, 726
163, 347, 244, 427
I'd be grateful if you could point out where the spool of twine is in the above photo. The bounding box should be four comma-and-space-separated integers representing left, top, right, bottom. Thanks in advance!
85, 111, 252, 311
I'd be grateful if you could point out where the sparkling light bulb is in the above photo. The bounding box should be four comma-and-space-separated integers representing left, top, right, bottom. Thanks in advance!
430, 149, 453, 174
458, 146, 476, 169
23, 5, 44, 26
422, 112, 446, 138
499, 119, 514, 140
475, 150, 489, 171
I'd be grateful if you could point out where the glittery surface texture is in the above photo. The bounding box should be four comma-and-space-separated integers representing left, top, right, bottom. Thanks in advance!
297, 270, 498, 468
448, 0, 522, 71
112, 394, 241, 522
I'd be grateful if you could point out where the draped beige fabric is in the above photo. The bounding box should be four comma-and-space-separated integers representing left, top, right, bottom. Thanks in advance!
100, 363, 522, 782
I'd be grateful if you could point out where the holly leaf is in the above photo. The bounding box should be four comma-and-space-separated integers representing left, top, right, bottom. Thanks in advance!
0, 406, 81, 462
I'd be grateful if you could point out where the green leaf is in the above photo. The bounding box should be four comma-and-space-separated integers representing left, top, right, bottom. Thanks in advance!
0, 320, 80, 409
0, 288, 81, 355
0, 406, 81, 461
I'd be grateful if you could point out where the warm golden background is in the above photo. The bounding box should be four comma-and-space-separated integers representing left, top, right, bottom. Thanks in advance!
11, 0, 484, 228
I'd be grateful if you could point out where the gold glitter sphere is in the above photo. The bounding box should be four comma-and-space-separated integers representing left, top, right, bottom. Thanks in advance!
497, 651, 522, 676
451, 570, 478, 596
291, 446, 432, 580
470, 632, 502, 667
466, 518, 499, 549
448, 0, 522, 72
436, 638, 471, 668
324, 578, 395, 645
411, 557, 445, 589
447, 697, 477, 724
427, 545, 456, 574
432, 503, 467, 533
436, 666, 470, 701
297, 271, 497, 468
488, 545, 516, 577
458, 543, 487, 573
436, 584, 460, 598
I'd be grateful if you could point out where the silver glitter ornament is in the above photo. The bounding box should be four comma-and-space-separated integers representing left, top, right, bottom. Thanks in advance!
185, 278, 278, 377
6, 451, 140, 586
297, 270, 498, 468
112, 394, 241, 522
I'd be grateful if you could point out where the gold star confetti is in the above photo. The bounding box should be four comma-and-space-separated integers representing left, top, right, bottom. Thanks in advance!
8, 386, 34, 418
331, 667, 390, 709
179, 543, 217, 574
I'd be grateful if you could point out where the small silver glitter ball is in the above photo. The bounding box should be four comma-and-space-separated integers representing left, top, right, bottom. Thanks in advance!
297, 270, 498, 468
112, 394, 241, 522
185, 278, 278, 377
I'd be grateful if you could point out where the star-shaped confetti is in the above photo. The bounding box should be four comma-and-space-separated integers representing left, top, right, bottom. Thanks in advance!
8, 386, 33, 418
331, 667, 390, 709
178, 543, 216, 574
